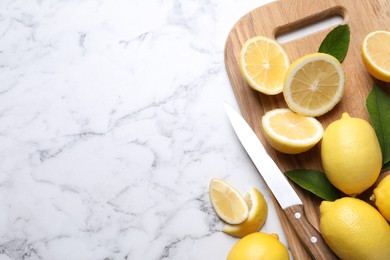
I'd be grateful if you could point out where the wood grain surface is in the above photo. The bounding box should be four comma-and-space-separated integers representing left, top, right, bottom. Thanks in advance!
224, 0, 390, 259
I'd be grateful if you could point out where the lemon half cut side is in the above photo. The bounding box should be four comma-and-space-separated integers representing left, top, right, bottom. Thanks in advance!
239, 36, 290, 95
362, 30, 390, 82
283, 53, 345, 117
262, 108, 324, 154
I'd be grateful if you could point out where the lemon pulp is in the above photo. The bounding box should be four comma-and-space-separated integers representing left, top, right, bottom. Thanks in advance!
223, 187, 268, 238
239, 36, 290, 95
362, 30, 390, 82
209, 178, 248, 224
283, 53, 345, 116
262, 108, 323, 154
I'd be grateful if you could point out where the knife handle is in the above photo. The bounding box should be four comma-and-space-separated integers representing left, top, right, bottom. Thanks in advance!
284, 204, 338, 260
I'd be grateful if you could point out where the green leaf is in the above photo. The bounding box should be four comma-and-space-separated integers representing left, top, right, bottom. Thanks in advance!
366, 83, 390, 167
318, 24, 350, 62
285, 169, 340, 201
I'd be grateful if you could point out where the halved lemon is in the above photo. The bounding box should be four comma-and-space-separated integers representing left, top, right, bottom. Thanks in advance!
223, 187, 268, 238
283, 53, 345, 117
262, 108, 324, 154
362, 30, 390, 82
239, 36, 290, 95
209, 178, 249, 224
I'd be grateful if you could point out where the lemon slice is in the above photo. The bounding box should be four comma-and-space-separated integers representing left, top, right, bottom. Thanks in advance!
262, 108, 324, 154
223, 187, 268, 238
283, 53, 345, 117
239, 36, 290, 95
209, 178, 249, 224
362, 30, 390, 82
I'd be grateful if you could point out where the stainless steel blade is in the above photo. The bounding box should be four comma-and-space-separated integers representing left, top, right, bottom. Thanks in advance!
225, 102, 302, 209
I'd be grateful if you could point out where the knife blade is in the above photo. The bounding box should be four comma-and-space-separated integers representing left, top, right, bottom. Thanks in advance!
224, 102, 337, 260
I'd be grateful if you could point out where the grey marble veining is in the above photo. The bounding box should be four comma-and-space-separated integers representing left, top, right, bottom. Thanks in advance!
0, 0, 290, 259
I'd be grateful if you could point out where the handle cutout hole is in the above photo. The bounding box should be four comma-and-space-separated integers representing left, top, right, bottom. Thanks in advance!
275, 11, 344, 44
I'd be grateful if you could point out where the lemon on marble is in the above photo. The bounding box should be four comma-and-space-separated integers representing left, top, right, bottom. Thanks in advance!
371, 175, 390, 222
320, 197, 390, 260
239, 36, 290, 95
321, 113, 382, 196
209, 178, 248, 224
283, 53, 345, 117
227, 232, 290, 260
261, 108, 324, 154
362, 30, 390, 82
223, 187, 268, 238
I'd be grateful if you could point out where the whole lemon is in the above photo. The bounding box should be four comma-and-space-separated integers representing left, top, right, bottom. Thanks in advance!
372, 174, 390, 222
321, 113, 382, 195
227, 232, 289, 260
320, 197, 390, 260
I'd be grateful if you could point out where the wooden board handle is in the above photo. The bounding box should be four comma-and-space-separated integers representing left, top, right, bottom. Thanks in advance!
249, 1, 347, 39
284, 205, 338, 259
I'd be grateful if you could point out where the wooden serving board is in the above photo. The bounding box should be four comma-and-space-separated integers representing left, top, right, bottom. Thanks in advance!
225, 0, 390, 259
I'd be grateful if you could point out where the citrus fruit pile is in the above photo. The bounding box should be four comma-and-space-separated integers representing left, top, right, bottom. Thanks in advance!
239, 36, 346, 154
319, 113, 390, 259
227, 28, 390, 260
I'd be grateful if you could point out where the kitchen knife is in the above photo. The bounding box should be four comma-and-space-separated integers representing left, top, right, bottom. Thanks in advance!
224, 102, 337, 259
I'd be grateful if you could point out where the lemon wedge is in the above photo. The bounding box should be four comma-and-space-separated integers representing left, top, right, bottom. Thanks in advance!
283, 53, 345, 117
223, 187, 268, 238
362, 30, 390, 82
209, 178, 249, 224
239, 36, 290, 95
262, 108, 324, 154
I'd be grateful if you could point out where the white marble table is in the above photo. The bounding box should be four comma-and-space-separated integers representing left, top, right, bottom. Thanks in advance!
0, 0, 292, 259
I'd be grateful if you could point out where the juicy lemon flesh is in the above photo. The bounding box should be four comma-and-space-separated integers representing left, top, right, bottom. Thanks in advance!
290, 60, 340, 110
320, 197, 390, 260
262, 108, 323, 154
366, 32, 390, 70
321, 113, 382, 195
362, 31, 390, 82
223, 188, 268, 238
240, 36, 289, 95
209, 178, 248, 224
284, 53, 344, 117
373, 175, 390, 222
268, 110, 320, 140
227, 232, 290, 260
